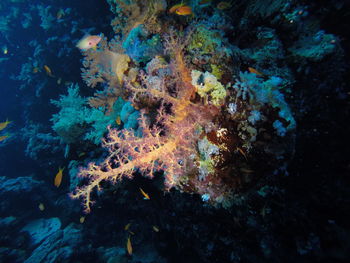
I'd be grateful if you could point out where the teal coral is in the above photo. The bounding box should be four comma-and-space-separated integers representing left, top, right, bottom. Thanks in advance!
51, 85, 118, 145
122, 25, 163, 63
234, 72, 296, 133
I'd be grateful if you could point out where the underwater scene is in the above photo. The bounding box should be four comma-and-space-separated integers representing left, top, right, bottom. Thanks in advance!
0, 0, 349, 262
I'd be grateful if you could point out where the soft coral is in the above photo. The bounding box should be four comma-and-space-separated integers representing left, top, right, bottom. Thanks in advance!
70, 29, 220, 213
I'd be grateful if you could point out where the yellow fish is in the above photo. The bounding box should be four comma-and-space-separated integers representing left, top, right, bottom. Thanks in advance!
0, 134, 10, 142
80, 216, 85, 223
0, 119, 11, 131
124, 223, 131, 231
39, 203, 45, 211
126, 236, 132, 256
139, 188, 150, 200
43, 65, 54, 77
3, 46, 8, 55
54, 167, 64, 187
116, 116, 121, 125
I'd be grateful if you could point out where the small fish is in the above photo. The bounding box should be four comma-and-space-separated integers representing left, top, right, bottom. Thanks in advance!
116, 116, 121, 125
32, 67, 40, 74
152, 225, 160, 232
248, 67, 263, 76
240, 167, 254, 174
126, 236, 132, 256
124, 223, 131, 231
169, 3, 185, 13
56, 8, 65, 20
199, 0, 212, 4
78, 152, 86, 158
175, 5, 193, 16
0, 134, 10, 142
80, 216, 85, 223
0, 119, 11, 131
39, 203, 45, 211
139, 188, 150, 200
43, 65, 54, 77
57, 78, 62, 85
217, 1, 232, 10
54, 167, 65, 187
76, 35, 102, 51
2, 46, 8, 55
236, 147, 247, 161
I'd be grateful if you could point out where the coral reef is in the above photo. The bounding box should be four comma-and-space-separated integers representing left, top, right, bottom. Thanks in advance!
1, 0, 349, 262
70, 9, 296, 212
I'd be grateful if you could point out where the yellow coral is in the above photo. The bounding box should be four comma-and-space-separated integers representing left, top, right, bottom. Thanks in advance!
191, 70, 227, 107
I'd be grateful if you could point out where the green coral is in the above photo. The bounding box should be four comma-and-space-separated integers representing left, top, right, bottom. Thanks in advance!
187, 26, 222, 55
211, 64, 224, 80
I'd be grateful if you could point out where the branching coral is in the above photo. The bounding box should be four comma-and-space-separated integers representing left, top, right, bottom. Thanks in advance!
71, 29, 220, 213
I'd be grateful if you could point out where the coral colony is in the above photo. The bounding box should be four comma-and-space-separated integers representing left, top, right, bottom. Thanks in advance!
63, 0, 299, 213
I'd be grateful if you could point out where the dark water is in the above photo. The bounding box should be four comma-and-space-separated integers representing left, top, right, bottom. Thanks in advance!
0, 1, 349, 262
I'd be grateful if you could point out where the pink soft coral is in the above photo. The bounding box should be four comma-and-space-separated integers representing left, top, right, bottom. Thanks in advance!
71, 29, 220, 213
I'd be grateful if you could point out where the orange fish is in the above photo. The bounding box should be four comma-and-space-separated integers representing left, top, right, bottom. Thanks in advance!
43, 65, 54, 77
0, 119, 11, 131
169, 3, 185, 13
76, 35, 102, 51
0, 134, 10, 142
32, 67, 40, 73
126, 236, 132, 256
237, 147, 248, 161
217, 1, 232, 10
139, 188, 150, 200
54, 167, 64, 187
175, 6, 193, 16
248, 67, 263, 76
